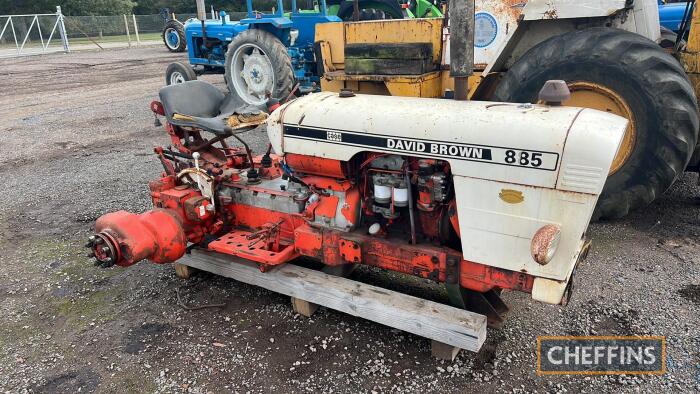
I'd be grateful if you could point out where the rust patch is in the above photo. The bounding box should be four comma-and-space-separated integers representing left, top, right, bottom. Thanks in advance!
483, 0, 528, 22
543, 8, 558, 19
530, 224, 560, 265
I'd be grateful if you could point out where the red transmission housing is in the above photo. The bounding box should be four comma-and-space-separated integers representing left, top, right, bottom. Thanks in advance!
88, 174, 217, 267
93, 210, 186, 267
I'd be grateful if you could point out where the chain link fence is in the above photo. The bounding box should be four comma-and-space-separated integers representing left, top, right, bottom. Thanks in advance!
0, 12, 68, 55
1, 9, 249, 57
64, 12, 248, 48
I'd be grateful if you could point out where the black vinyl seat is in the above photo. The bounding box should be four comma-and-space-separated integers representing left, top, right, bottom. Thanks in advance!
159, 81, 262, 135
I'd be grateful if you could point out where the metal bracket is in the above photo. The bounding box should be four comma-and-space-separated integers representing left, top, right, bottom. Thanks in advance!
339, 239, 362, 263
444, 255, 510, 329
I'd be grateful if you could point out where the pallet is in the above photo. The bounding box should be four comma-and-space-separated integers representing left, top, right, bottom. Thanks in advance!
180, 249, 487, 354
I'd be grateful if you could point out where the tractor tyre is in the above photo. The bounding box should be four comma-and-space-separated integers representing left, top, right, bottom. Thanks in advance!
225, 29, 294, 106
494, 28, 699, 220
162, 20, 187, 52
165, 62, 197, 85
336, 1, 405, 21
659, 26, 686, 52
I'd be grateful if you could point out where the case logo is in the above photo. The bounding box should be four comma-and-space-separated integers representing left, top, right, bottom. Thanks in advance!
326, 131, 342, 142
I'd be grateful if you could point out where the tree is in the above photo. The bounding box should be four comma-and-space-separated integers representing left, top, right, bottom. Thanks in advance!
62, 0, 136, 15
0, 0, 135, 15
0, 0, 56, 14
0, 0, 282, 15
133, 0, 277, 14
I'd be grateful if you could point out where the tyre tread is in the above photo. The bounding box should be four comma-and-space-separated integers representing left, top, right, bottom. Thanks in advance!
224, 29, 294, 105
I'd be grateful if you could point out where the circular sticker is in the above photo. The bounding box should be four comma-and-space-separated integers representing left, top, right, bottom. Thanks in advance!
475, 12, 498, 48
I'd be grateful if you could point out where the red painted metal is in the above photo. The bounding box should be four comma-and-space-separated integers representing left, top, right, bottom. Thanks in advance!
207, 229, 299, 270
285, 154, 347, 178
92, 154, 536, 293
94, 209, 187, 267
90, 114, 539, 302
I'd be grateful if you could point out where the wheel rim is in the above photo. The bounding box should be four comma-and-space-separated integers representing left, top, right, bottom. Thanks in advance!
165, 28, 180, 49
170, 71, 186, 85
563, 82, 636, 175
230, 43, 275, 105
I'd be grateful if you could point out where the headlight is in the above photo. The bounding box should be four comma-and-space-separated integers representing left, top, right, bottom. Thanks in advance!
531, 224, 561, 265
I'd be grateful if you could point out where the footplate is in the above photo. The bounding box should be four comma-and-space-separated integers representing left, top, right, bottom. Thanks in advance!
207, 230, 299, 269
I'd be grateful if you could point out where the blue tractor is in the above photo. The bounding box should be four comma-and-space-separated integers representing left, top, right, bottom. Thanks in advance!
659, 1, 691, 33
165, 0, 343, 106
657, 1, 695, 50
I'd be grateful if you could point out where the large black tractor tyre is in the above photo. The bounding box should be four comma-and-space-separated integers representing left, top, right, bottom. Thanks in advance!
162, 20, 187, 52
494, 28, 699, 220
335, 0, 405, 20
224, 29, 294, 106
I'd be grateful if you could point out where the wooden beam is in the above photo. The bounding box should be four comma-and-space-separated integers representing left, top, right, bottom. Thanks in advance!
431, 340, 462, 361
180, 249, 487, 352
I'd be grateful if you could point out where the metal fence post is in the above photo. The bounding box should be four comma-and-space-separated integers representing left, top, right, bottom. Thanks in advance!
131, 14, 140, 45
57, 6, 70, 53
123, 14, 132, 47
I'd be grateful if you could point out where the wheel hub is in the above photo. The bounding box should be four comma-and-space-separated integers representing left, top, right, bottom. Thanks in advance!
166, 28, 179, 48
231, 44, 276, 105
170, 71, 185, 84
241, 50, 273, 98
563, 82, 636, 175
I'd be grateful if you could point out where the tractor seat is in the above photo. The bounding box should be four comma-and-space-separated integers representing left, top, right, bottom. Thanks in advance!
159, 81, 265, 135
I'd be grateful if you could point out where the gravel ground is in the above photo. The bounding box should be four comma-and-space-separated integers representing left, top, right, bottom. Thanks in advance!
0, 47, 699, 393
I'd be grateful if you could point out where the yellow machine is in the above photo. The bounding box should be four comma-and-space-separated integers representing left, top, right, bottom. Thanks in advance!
681, 4, 700, 96
315, 1, 700, 220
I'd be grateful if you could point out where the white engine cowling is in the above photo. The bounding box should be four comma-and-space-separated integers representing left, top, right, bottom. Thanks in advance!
267, 92, 626, 304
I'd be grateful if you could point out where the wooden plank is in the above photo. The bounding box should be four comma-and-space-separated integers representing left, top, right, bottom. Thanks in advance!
431, 340, 462, 361
181, 249, 487, 352
291, 265, 354, 318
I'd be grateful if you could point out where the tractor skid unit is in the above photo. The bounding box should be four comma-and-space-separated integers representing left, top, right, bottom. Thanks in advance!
87, 81, 626, 322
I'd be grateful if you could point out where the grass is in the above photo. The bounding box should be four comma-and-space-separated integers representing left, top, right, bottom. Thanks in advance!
68, 32, 162, 46
0, 32, 163, 51
53, 290, 120, 330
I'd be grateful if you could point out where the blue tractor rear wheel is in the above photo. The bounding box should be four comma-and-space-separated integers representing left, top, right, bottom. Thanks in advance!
163, 20, 187, 53
225, 29, 294, 106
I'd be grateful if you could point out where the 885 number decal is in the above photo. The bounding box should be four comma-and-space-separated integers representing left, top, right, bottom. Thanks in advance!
504, 150, 544, 168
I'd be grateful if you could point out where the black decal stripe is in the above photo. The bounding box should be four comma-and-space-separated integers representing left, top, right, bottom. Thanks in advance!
284, 125, 559, 172
285, 124, 560, 157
